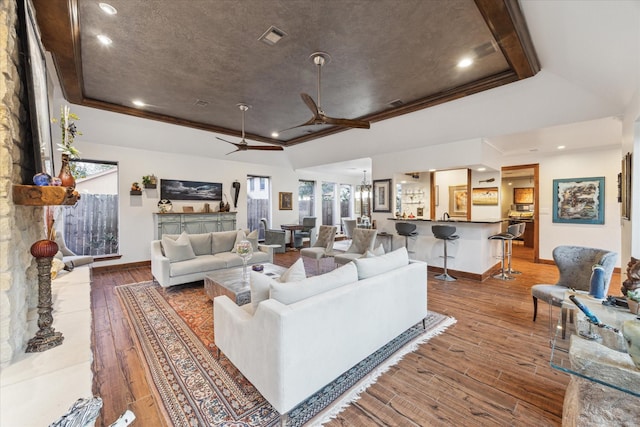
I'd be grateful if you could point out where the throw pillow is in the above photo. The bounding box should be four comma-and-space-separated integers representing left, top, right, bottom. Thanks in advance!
246, 229, 259, 251
231, 230, 247, 253
270, 263, 358, 305
364, 244, 385, 257
354, 247, 409, 280
161, 232, 196, 262
250, 258, 306, 308
211, 230, 240, 253
278, 258, 306, 282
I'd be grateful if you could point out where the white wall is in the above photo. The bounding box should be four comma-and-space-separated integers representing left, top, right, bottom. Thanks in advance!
76, 141, 358, 267
538, 148, 621, 261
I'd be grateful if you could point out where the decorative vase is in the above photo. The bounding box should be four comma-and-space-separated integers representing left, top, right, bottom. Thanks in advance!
629, 300, 640, 315
58, 154, 76, 188
27, 239, 64, 352
235, 240, 253, 283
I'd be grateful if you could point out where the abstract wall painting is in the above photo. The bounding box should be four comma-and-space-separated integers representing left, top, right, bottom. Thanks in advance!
552, 177, 604, 224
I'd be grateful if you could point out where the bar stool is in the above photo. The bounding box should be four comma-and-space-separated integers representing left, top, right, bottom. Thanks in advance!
488, 223, 519, 280
432, 225, 459, 281
395, 222, 417, 252
505, 222, 526, 275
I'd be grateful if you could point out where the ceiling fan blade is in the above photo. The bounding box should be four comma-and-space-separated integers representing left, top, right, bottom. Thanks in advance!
300, 93, 320, 116
278, 116, 318, 133
322, 115, 371, 129
216, 136, 238, 145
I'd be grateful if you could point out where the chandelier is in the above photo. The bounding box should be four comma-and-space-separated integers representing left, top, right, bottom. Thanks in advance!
357, 170, 371, 193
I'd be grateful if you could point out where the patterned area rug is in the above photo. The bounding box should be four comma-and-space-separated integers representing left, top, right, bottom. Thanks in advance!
116, 281, 455, 426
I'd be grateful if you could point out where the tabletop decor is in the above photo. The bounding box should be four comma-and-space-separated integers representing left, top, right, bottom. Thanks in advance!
53, 105, 82, 189
235, 240, 253, 283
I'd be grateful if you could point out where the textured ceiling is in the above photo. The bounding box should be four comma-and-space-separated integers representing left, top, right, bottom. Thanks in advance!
34, 0, 538, 147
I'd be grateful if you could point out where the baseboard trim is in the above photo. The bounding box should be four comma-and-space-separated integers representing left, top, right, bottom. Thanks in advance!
92, 260, 151, 273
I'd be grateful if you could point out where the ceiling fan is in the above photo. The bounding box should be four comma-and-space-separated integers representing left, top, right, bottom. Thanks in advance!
216, 104, 284, 154
280, 52, 371, 132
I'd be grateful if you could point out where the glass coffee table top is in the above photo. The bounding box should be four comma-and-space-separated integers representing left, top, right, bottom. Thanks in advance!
550, 292, 640, 397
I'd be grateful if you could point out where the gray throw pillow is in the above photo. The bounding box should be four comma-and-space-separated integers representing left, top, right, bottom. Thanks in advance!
161, 232, 196, 262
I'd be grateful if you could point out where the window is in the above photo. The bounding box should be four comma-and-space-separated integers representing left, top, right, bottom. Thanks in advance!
61, 159, 118, 256
321, 181, 337, 226
340, 184, 352, 219
298, 180, 315, 224
247, 175, 271, 239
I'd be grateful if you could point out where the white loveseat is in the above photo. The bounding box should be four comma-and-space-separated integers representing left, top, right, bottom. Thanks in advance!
150, 229, 273, 287
214, 247, 427, 415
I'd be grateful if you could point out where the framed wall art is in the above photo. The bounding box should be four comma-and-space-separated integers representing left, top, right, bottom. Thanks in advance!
514, 187, 534, 204
373, 179, 392, 212
621, 152, 632, 219
552, 177, 604, 224
160, 179, 222, 201
472, 187, 498, 205
279, 192, 293, 210
449, 185, 468, 217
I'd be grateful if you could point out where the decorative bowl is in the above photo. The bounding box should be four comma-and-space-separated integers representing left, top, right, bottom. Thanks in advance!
252, 264, 264, 272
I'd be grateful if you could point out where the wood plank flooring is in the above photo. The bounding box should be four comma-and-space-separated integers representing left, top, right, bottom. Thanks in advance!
90, 246, 621, 426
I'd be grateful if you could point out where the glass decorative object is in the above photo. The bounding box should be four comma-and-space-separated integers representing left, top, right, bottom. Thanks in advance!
236, 239, 253, 283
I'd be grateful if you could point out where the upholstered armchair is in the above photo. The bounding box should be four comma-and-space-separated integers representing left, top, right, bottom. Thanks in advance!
300, 225, 337, 273
294, 216, 317, 248
531, 245, 617, 323
341, 218, 357, 241
260, 218, 286, 254
334, 228, 378, 266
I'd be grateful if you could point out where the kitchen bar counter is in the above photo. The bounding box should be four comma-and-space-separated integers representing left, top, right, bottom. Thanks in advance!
387, 218, 508, 280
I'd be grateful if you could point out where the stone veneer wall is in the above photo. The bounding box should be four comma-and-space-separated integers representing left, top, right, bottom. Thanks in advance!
0, 0, 44, 368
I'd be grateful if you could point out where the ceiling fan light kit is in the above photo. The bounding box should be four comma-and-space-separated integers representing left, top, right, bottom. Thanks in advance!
278, 51, 371, 133
215, 103, 284, 154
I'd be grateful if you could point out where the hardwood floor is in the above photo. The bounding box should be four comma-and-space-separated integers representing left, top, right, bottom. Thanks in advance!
90, 250, 621, 426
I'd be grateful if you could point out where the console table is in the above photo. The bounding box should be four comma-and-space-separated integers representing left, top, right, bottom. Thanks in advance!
153, 212, 236, 238
551, 292, 640, 426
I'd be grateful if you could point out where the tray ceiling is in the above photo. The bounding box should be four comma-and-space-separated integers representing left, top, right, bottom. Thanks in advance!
33, 0, 538, 148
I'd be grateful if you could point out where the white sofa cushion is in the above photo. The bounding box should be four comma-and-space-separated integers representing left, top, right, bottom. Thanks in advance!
212, 230, 240, 254
250, 258, 306, 308
170, 254, 224, 276
354, 247, 409, 280
269, 262, 358, 305
188, 233, 212, 256
162, 232, 196, 262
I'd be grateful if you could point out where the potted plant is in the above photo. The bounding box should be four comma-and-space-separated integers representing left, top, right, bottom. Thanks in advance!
142, 174, 157, 189
627, 288, 640, 315
130, 182, 142, 195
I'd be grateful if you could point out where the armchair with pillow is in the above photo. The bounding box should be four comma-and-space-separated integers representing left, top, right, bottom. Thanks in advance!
334, 228, 378, 266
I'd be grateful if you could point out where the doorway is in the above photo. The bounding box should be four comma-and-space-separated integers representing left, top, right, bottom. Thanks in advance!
501, 164, 539, 263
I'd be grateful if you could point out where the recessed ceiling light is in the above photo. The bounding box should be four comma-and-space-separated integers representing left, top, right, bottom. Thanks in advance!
477, 167, 486, 171
508, 182, 513, 186
457, 58, 473, 68
98, 3, 117, 15
428, 169, 436, 172
557, 145, 566, 150
271, 131, 279, 138
96, 34, 112, 45
132, 100, 145, 107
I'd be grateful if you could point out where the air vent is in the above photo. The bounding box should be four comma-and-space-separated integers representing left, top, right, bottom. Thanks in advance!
258, 25, 288, 46
194, 99, 209, 107
389, 99, 404, 107
473, 41, 497, 59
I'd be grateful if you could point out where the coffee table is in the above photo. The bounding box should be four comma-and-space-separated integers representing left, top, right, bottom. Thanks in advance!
204, 263, 287, 306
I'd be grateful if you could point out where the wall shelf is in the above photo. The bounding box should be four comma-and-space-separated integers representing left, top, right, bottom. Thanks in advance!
12, 185, 80, 206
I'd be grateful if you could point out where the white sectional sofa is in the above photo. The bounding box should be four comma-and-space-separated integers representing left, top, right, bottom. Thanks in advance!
150, 229, 273, 287
214, 247, 427, 415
